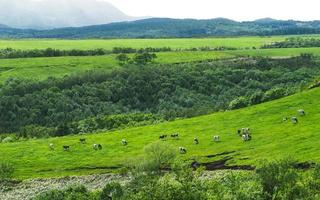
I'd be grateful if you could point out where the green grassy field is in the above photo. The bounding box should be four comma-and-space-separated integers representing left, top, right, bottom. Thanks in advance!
0, 36, 289, 50
1, 87, 319, 179
1, 47, 320, 82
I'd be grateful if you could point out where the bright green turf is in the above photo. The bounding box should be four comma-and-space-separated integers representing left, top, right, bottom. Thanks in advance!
2, 47, 320, 82
0, 36, 290, 50
1, 87, 319, 179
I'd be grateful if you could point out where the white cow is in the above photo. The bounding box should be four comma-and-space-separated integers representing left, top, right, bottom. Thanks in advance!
122, 139, 128, 146
179, 147, 187, 154
213, 135, 220, 142
49, 143, 55, 150
93, 144, 98, 150
297, 109, 305, 116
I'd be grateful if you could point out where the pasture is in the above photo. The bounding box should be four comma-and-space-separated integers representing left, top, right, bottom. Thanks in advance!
1, 47, 320, 82
0, 36, 289, 50
1, 87, 319, 179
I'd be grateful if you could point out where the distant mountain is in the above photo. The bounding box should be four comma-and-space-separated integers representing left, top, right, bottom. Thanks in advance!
1, 18, 320, 38
0, 0, 136, 29
0, 24, 9, 28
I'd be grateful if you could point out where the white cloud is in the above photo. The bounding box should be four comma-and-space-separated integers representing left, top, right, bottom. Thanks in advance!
105, 0, 320, 21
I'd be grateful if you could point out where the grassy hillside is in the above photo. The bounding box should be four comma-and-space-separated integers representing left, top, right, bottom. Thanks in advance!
1, 87, 319, 179
1, 47, 320, 82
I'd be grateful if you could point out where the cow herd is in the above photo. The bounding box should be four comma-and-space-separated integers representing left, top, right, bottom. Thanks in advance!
48, 109, 306, 155
49, 138, 128, 151
283, 109, 305, 124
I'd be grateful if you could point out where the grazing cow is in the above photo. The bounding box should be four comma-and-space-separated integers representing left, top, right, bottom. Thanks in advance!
159, 135, 167, 140
298, 109, 305, 116
93, 144, 102, 150
179, 147, 187, 154
283, 117, 288, 122
291, 117, 298, 124
213, 135, 220, 142
242, 134, 252, 141
63, 146, 70, 151
171, 133, 179, 139
194, 138, 199, 145
122, 139, 128, 146
242, 128, 250, 135
79, 138, 86, 144
49, 143, 55, 150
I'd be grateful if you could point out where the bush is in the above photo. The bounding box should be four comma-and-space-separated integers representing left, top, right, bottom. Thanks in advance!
262, 87, 287, 102
0, 161, 14, 181
130, 142, 176, 174
100, 182, 123, 200
34, 185, 99, 200
256, 158, 308, 200
228, 96, 249, 110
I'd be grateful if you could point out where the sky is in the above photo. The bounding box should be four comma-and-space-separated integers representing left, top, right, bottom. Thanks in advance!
105, 0, 320, 21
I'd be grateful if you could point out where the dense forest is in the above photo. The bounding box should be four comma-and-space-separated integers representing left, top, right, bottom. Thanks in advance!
1, 18, 320, 38
0, 55, 319, 137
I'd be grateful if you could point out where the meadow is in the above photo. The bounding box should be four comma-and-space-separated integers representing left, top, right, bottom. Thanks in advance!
1, 87, 319, 179
1, 47, 320, 82
0, 36, 289, 50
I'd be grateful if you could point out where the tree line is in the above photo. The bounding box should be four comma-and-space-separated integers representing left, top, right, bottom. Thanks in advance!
262, 37, 320, 49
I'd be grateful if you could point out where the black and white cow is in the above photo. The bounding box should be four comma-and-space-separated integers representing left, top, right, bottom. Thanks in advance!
213, 135, 220, 142
179, 147, 187, 154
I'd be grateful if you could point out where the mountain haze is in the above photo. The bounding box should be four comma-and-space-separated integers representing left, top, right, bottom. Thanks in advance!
0, 0, 135, 29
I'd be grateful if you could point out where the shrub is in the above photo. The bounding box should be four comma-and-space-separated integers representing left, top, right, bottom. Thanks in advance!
34, 185, 99, 200
256, 158, 308, 200
132, 142, 176, 174
0, 161, 14, 181
228, 96, 249, 110
262, 87, 287, 102
100, 182, 123, 200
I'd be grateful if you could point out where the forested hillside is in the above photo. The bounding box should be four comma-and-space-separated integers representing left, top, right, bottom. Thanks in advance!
2, 18, 320, 38
0, 55, 319, 137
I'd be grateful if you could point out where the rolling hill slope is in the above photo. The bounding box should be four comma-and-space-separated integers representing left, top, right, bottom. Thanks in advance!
1, 86, 320, 179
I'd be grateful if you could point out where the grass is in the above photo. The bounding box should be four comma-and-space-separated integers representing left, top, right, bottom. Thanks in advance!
0, 36, 290, 50
1, 87, 320, 179
1, 47, 320, 82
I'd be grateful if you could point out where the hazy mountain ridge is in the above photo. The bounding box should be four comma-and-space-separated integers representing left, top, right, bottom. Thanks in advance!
1, 18, 320, 38
0, 0, 134, 29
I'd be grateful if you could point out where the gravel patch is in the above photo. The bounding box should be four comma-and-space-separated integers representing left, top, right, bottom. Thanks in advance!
0, 174, 131, 200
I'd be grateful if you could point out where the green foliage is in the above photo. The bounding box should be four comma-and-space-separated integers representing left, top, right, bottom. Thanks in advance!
129, 142, 176, 174
228, 97, 249, 110
0, 48, 108, 59
1, 56, 318, 135
0, 161, 14, 181
34, 185, 99, 200
17, 125, 55, 138
115, 53, 130, 66
262, 87, 288, 102
33, 158, 320, 200
100, 182, 123, 200
256, 158, 307, 200
262, 37, 320, 49
132, 52, 157, 65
